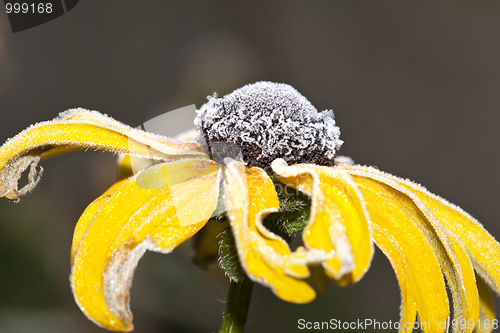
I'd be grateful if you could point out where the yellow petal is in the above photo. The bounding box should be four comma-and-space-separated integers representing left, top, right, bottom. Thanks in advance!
224, 161, 317, 303
271, 159, 373, 283
0, 109, 206, 200
476, 273, 496, 333
445, 235, 479, 333
373, 229, 418, 333
389, 173, 500, 297
346, 165, 500, 296
353, 176, 448, 332
43, 109, 205, 158
71, 159, 221, 331
344, 166, 480, 333
71, 178, 128, 266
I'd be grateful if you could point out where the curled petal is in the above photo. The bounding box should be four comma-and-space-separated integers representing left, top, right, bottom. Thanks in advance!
71, 159, 221, 331
344, 166, 480, 333
271, 159, 373, 283
0, 109, 206, 200
224, 161, 317, 303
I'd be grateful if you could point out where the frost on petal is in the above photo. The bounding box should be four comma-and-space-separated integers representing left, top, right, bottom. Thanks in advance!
0, 154, 43, 200
223, 160, 322, 303
0, 108, 207, 200
351, 175, 449, 331
271, 159, 372, 283
476, 274, 496, 333
343, 165, 481, 333
71, 159, 221, 331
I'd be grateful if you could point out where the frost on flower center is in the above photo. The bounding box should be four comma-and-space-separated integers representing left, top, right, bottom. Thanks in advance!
194, 81, 343, 169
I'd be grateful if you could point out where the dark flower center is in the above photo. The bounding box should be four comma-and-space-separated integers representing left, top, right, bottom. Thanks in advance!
194, 81, 342, 170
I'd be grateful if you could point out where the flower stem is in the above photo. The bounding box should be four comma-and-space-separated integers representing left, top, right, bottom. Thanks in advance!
219, 276, 254, 333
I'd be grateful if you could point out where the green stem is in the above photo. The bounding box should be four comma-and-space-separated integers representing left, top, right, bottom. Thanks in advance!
219, 276, 254, 333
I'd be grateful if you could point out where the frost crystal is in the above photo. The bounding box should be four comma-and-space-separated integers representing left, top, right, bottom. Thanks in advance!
194, 81, 342, 169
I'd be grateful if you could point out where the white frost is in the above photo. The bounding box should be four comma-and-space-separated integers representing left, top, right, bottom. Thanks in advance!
194, 81, 343, 167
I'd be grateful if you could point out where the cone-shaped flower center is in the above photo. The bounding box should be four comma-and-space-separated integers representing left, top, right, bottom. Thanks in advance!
194, 81, 343, 169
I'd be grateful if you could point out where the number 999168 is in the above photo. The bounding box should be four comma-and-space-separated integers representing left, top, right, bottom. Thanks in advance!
5, 2, 53, 14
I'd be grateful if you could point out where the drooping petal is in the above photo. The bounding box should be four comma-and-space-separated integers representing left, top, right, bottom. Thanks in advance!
353, 175, 449, 332
344, 166, 480, 333
223, 160, 319, 303
372, 229, 417, 333
379, 171, 500, 298
71, 178, 128, 266
42, 109, 205, 159
71, 158, 221, 331
0, 109, 207, 200
271, 159, 373, 283
476, 274, 496, 333
444, 235, 480, 333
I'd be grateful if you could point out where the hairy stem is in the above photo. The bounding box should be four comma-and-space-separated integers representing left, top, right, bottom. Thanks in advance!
219, 276, 254, 333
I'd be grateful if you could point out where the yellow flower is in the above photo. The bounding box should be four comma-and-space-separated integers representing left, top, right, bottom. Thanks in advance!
1, 81, 499, 333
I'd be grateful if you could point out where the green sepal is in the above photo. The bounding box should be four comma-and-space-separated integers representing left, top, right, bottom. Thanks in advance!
263, 198, 310, 238
263, 179, 311, 241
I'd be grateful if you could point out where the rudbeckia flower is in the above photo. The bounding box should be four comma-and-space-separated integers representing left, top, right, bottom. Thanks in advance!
1, 81, 499, 333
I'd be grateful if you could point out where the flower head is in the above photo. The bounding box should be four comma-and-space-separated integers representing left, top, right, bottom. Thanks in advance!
1, 82, 499, 333
195, 81, 342, 168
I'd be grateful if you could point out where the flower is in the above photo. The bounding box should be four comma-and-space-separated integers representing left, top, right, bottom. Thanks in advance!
1, 81, 499, 333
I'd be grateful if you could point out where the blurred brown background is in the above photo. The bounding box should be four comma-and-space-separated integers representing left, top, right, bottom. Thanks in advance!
0, 1, 499, 332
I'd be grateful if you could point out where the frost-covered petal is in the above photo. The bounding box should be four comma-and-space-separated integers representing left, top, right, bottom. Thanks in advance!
371, 229, 418, 333
71, 178, 128, 266
71, 159, 221, 331
344, 165, 480, 333
271, 159, 373, 283
378, 170, 500, 297
476, 274, 496, 333
223, 160, 318, 303
352, 175, 449, 332
0, 109, 206, 200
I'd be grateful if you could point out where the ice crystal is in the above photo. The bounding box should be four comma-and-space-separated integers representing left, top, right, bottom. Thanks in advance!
194, 81, 342, 169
